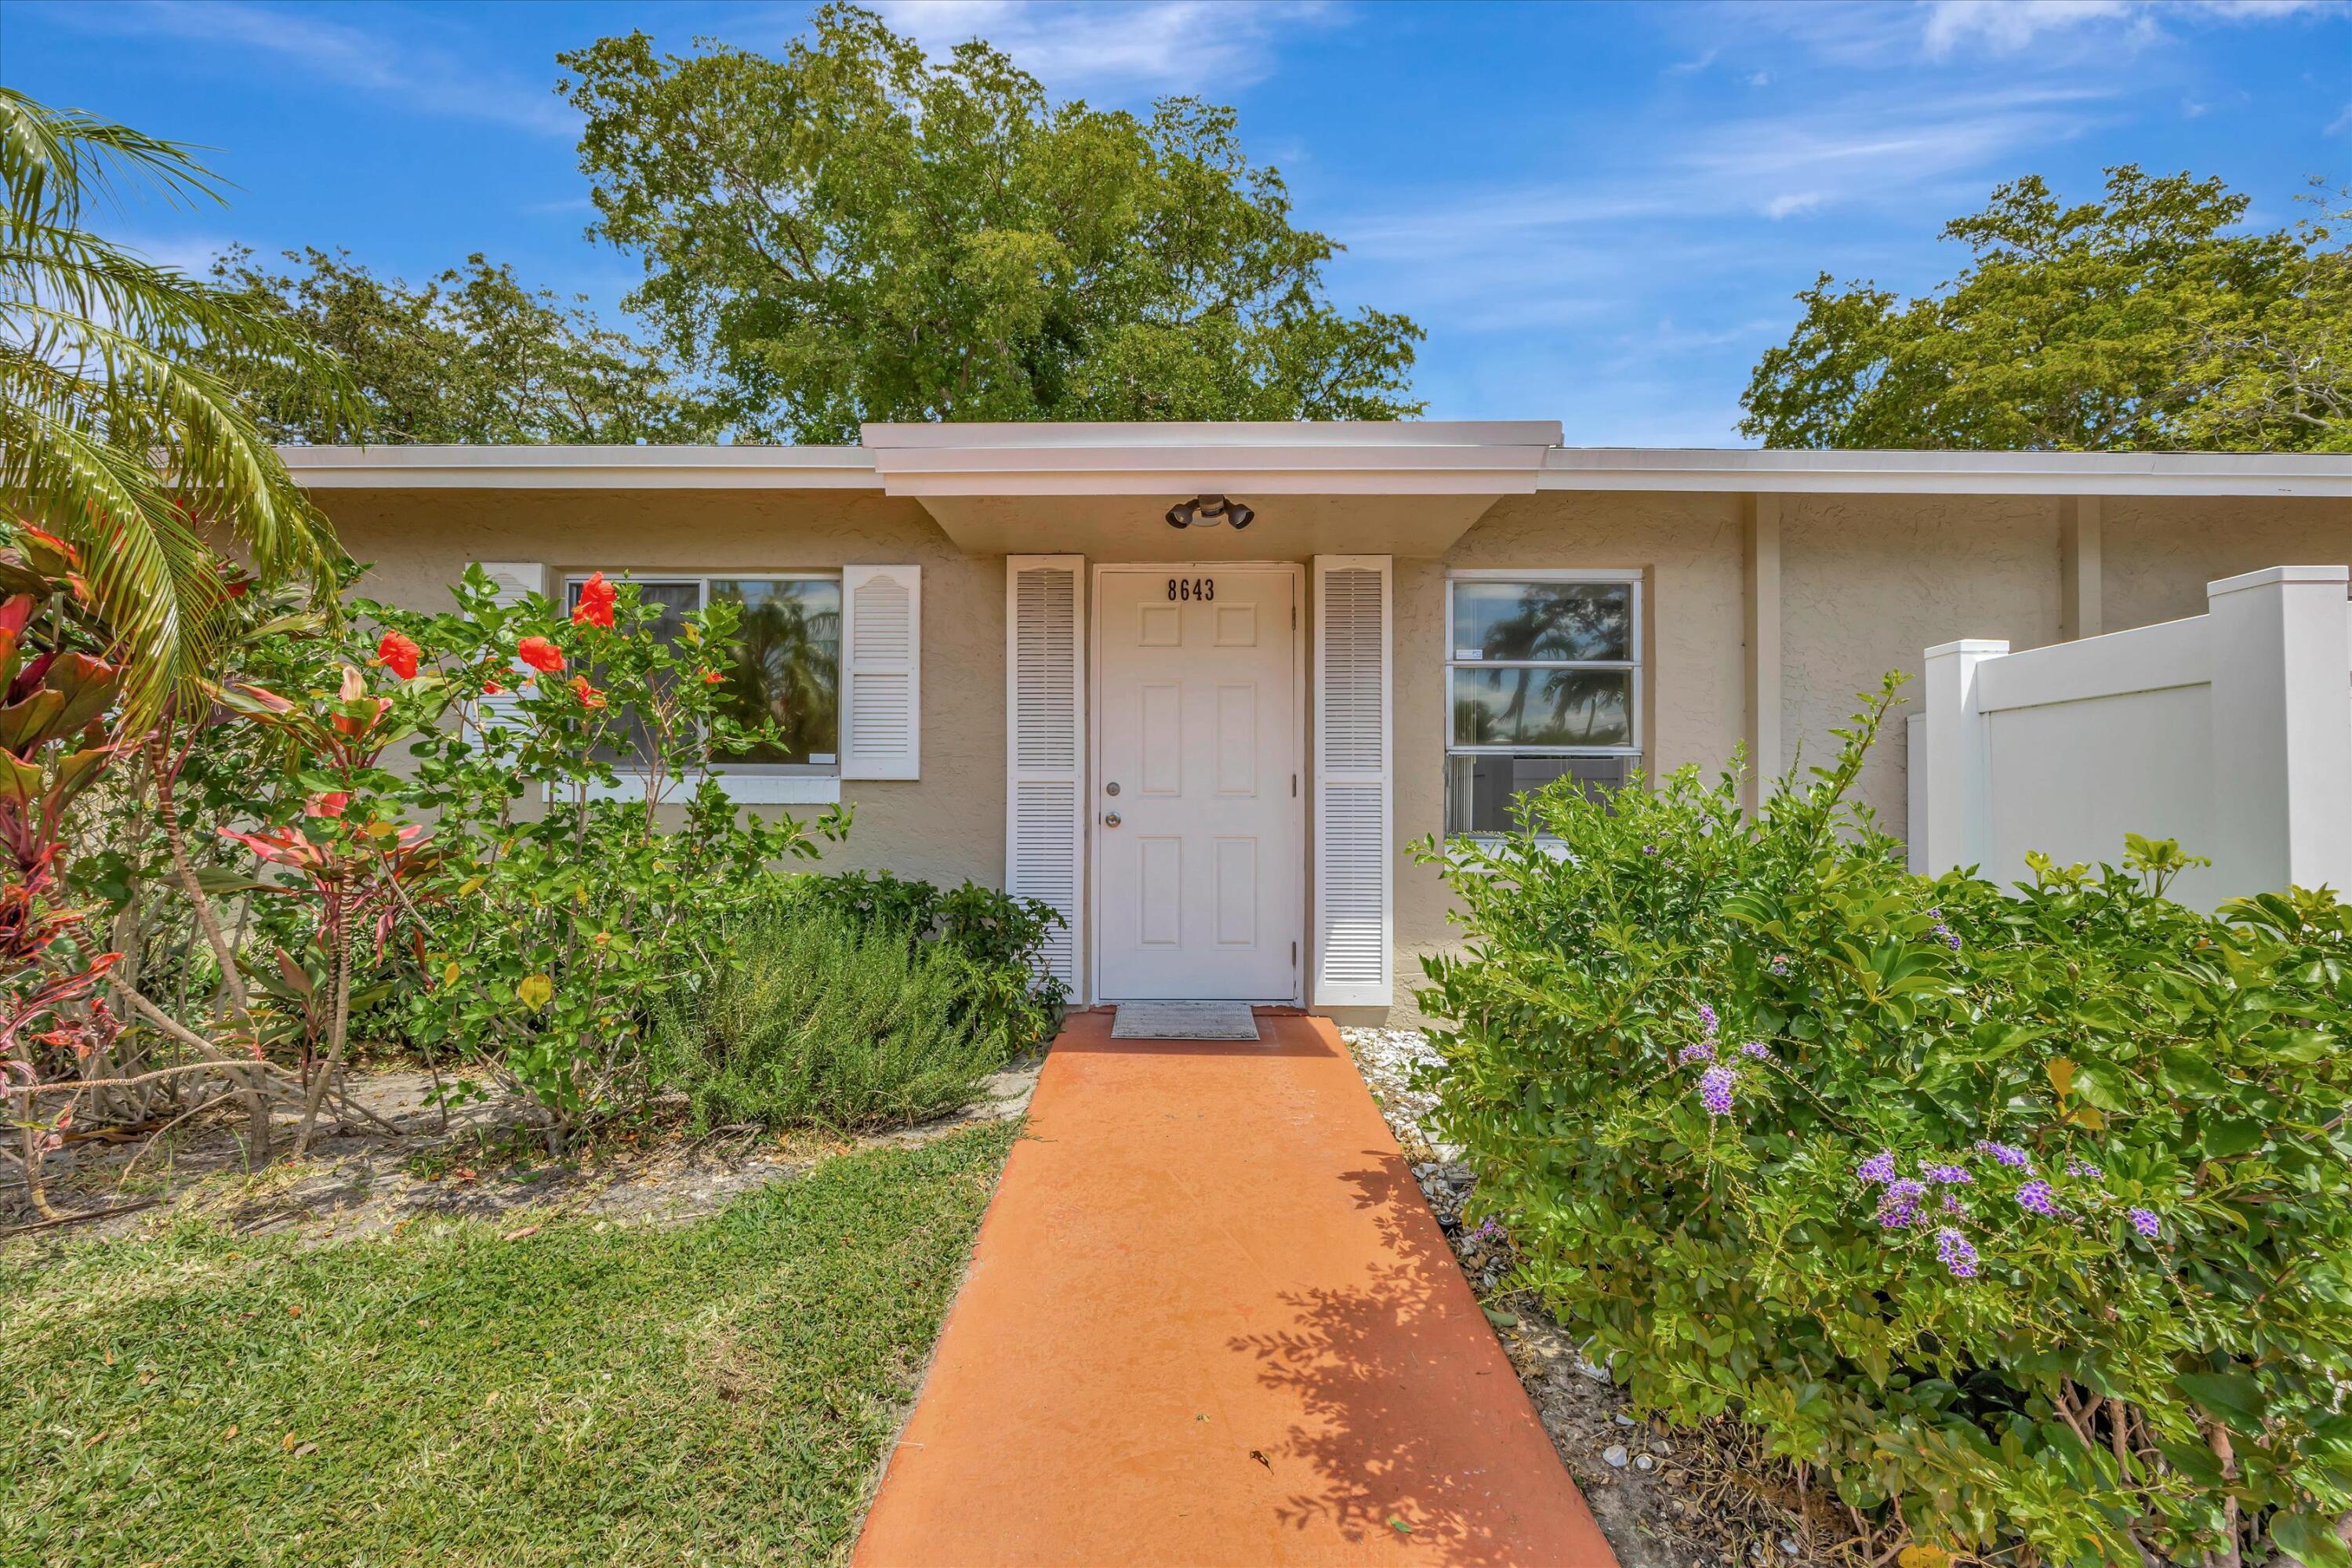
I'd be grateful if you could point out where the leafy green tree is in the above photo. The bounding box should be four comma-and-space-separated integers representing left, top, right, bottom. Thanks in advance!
203, 246, 715, 445
557, 3, 1423, 441
0, 89, 360, 718
1740, 167, 2350, 452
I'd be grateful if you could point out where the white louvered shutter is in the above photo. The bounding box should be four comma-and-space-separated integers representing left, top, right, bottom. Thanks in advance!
1313, 555, 1393, 1008
474, 561, 543, 737
841, 565, 921, 779
1005, 556, 1086, 996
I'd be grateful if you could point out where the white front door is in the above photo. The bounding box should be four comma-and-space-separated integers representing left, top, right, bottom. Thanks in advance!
1095, 566, 1300, 1001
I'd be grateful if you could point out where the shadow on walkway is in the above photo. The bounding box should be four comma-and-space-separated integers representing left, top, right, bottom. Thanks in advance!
854, 1009, 1613, 1567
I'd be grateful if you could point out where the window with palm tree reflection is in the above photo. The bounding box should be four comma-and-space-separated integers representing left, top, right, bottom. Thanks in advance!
1445, 574, 1639, 836
568, 575, 840, 769
707, 579, 839, 765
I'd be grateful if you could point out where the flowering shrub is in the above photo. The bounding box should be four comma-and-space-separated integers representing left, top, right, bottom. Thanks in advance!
355, 568, 848, 1135
1415, 680, 2352, 1568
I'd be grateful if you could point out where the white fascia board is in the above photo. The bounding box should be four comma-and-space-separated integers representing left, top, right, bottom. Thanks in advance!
864, 420, 1563, 496
279, 444, 879, 490
862, 419, 1565, 449
1538, 447, 2352, 499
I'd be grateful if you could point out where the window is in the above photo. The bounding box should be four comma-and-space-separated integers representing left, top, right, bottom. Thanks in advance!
1444, 571, 1640, 836
564, 574, 840, 771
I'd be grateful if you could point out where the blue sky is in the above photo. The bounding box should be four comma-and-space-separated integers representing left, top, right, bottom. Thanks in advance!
5, 0, 2346, 444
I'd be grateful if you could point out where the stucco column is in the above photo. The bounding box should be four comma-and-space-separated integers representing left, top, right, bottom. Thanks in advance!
2059, 496, 2103, 641
1742, 495, 1783, 812
1919, 638, 2009, 876
2205, 564, 2352, 898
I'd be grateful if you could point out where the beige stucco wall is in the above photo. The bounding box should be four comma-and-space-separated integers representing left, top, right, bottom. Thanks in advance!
2103, 495, 2350, 633
1780, 493, 2065, 834
317, 487, 1008, 891
1388, 491, 1747, 1000
313, 480, 2348, 1027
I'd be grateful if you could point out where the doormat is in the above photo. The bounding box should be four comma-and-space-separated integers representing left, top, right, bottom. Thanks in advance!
1110, 1002, 1263, 1041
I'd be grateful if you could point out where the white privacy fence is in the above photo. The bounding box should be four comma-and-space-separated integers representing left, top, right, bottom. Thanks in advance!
1907, 565, 2352, 909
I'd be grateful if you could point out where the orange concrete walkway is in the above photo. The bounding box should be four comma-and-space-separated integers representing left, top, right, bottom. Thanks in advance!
854, 1010, 1614, 1568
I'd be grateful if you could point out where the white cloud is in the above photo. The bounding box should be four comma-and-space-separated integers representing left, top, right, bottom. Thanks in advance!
1764, 191, 1826, 219
1921, 0, 2137, 58
869, 0, 1342, 93
1730, 0, 2332, 66
50, 0, 579, 135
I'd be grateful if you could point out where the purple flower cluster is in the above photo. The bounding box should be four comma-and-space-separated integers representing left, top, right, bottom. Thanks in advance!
1697, 1065, 1736, 1116
1641, 844, 1659, 856
1924, 1163, 1973, 1185
1679, 1043, 1716, 1065
1934, 1227, 1980, 1279
2065, 1158, 2104, 1181
1696, 1003, 1719, 1038
2128, 1207, 2161, 1239
1767, 953, 1792, 977
1857, 1149, 1899, 1186
1739, 1040, 1771, 1061
2015, 1179, 2061, 1218
1468, 1216, 1505, 1246
1976, 1140, 2032, 1170
1878, 1178, 1929, 1229
1941, 1192, 1969, 1214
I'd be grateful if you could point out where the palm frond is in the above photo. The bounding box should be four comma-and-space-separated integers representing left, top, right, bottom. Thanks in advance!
0, 89, 367, 724
0, 85, 223, 227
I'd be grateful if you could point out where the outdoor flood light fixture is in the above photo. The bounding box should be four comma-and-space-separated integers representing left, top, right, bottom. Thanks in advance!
1165, 495, 1254, 530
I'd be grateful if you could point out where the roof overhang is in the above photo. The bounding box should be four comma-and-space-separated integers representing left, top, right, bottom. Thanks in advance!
1538, 447, 2352, 498
276, 427, 2352, 555
278, 444, 877, 488
861, 421, 1563, 556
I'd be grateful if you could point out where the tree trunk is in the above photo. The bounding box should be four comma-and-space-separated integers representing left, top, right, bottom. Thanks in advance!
2205, 1423, 2241, 1568
290, 909, 355, 1159
146, 728, 272, 1163
12, 1091, 61, 1220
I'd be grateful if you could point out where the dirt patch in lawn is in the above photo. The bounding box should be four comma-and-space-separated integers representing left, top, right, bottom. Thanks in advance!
1344, 1026, 1862, 1568
4, 1054, 1043, 1248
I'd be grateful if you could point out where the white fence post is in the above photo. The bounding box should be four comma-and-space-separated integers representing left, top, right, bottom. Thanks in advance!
2205, 565, 2352, 899
1919, 640, 2009, 877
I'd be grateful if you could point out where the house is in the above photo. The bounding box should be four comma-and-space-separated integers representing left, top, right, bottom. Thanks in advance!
281, 422, 2352, 1023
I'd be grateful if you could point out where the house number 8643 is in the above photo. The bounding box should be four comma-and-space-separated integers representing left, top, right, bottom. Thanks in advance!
1167, 578, 1214, 601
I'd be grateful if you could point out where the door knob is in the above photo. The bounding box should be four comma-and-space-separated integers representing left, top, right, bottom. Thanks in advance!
1103, 812, 1122, 828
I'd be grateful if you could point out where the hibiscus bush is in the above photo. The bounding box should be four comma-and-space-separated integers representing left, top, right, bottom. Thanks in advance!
355, 568, 848, 1136
1415, 678, 2352, 1568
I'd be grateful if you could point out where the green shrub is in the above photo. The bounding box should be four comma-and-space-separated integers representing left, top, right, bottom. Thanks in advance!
649, 900, 1027, 1132
365, 570, 844, 1131
786, 869, 1068, 971
772, 869, 1069, 1051
1414, 677, 2352, 1568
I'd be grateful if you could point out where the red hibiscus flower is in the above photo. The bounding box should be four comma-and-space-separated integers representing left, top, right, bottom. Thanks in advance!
375, 630, 422, 681
517, 636, 564, 673
571, 572, 618, 628
482, 678, 504, 696
303, 791, 350, 819
702, 668, 724, 685
570, 675, 608, 709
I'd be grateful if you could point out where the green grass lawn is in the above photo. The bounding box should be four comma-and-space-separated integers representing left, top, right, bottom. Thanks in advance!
2, 1120, 1015, 1566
